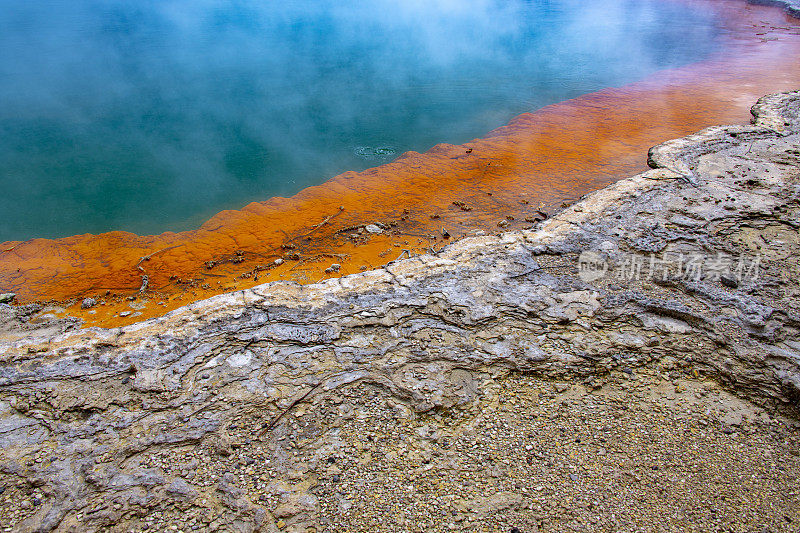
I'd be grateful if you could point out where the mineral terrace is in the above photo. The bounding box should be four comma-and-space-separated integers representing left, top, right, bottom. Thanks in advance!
1, 91, 800, 533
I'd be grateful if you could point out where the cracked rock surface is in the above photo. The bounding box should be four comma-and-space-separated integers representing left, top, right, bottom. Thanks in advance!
1, 91, 800, 532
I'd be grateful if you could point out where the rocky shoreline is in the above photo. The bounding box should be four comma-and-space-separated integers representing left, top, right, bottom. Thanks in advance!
751, 0, 800, 17
1, 90, 800, 532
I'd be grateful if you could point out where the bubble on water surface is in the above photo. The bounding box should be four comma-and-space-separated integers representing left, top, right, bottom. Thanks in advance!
353, 146, 398, 161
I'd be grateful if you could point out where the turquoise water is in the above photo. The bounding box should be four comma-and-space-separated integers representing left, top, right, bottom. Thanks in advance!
0, 0, 723, 242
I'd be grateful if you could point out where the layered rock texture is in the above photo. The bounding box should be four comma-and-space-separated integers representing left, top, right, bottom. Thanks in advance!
1, 91, 799, 531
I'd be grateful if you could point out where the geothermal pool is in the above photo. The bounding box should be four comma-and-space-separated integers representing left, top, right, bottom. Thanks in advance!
2, 0, 800, 327
0, 0, 724, 242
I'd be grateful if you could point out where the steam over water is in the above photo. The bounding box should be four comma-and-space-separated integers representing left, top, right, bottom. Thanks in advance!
0, 0, 722, 241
